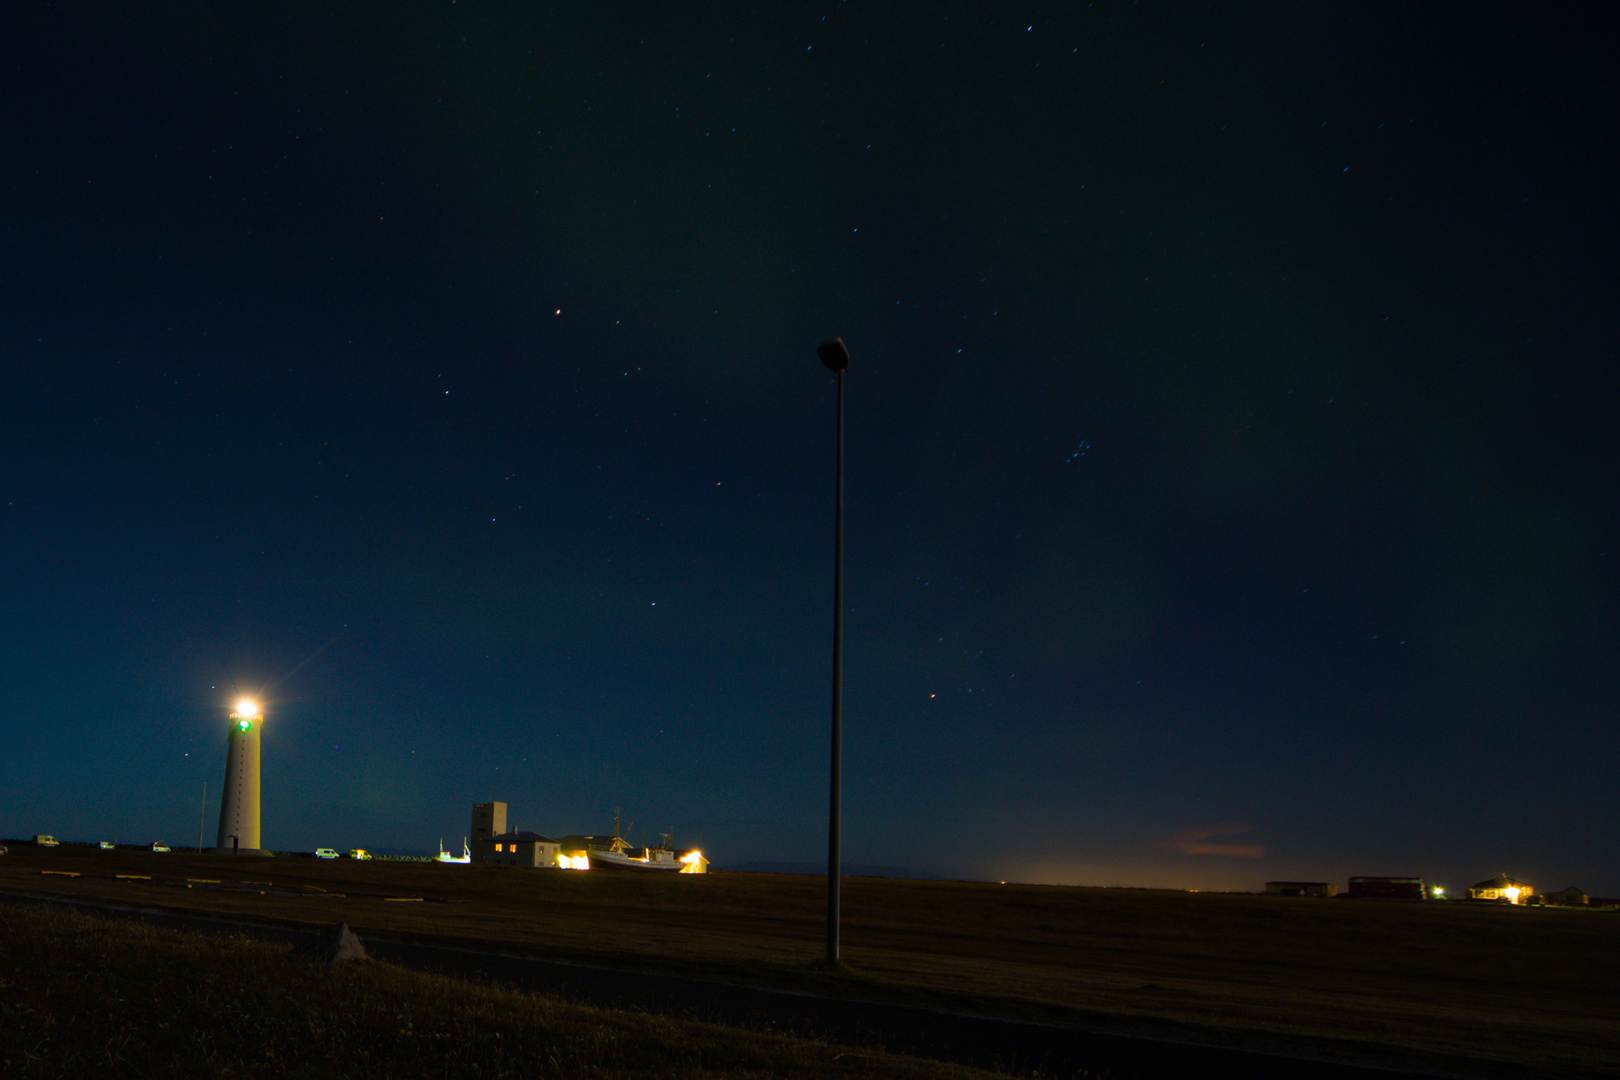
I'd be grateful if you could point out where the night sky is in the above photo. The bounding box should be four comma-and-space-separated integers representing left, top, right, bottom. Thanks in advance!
4, 4, 1616, 895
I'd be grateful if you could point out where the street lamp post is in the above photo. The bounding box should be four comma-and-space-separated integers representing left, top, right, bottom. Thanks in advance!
817, 336, 850, 966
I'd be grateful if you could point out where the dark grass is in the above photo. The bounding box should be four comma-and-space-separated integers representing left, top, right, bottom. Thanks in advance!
0, 904, 1047, 1080
4, 846, 1618, 1074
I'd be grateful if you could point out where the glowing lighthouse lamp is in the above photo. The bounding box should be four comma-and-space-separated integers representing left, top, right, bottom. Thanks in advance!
214, 698, 266, 855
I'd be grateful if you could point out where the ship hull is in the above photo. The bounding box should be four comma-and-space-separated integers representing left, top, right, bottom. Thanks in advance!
587, 849, 684, 871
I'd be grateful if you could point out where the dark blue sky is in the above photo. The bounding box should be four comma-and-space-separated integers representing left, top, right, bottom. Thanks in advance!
4, 3, 1616, 894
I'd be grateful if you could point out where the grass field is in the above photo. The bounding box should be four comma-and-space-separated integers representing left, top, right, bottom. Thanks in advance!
2, 845, 1616, 1076
0, 903, 1030, 1079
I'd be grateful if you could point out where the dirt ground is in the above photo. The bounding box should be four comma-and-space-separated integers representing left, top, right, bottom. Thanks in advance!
3, 845, 1614, 1076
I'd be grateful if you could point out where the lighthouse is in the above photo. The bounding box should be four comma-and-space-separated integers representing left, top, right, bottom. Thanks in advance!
215, 698, 264, 854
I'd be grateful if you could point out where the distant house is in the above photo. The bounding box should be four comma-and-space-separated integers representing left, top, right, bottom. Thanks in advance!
485, 831, 561, 869
1347, 876, 1427, 900
1265, 881, 1337, 898
1540, 887, 1589, 906
1468, 875, 1533, 904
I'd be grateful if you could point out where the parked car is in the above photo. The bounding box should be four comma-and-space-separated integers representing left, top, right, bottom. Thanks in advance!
150, 841, 171, 853
34, 835, 59, 847
348, 849, 371, 860
315, 848, 339, 859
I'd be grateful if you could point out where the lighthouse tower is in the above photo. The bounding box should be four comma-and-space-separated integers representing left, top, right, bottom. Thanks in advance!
215, 699, 264, 854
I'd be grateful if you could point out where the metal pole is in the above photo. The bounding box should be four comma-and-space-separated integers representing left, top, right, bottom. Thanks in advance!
199, 780, 206, 852
817, 337, 850, 966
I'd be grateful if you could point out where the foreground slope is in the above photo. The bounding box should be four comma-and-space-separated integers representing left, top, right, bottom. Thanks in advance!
2, 846, 1615, 1075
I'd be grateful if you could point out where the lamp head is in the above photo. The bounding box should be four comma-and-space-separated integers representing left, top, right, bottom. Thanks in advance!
817, 337, 850, 372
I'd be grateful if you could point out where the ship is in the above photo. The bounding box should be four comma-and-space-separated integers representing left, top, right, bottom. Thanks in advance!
436, 837, 472, 864
566, 816, 708, 873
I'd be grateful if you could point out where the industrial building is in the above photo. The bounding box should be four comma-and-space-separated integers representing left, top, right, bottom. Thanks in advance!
1265, 881, 1337, 897
467, 801, 705, 872
1347, 876, 1428, 899
470, 801, 508, 852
